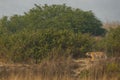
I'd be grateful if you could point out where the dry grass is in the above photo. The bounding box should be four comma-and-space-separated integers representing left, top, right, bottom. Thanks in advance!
0, 57, 120, 80
0, 57, 74, 80
103, 22, 120, 30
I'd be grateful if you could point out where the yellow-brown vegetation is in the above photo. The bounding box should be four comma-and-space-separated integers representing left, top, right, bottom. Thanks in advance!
0, 57, 120, 80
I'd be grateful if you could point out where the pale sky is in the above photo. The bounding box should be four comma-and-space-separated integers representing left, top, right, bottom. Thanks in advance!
0, 0, 120, 22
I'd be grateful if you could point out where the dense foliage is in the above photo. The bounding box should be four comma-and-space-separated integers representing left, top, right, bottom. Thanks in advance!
0, 27, 94, 63
104, 27, 120, 56
0, 4, 105, 36
0, 4, 119, 63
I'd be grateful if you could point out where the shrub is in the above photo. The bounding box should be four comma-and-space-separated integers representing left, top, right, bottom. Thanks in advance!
104, 27, 120, 56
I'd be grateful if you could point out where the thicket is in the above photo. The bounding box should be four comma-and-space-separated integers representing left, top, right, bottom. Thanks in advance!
0, 4, 105, 35
0, 28, 95, 63
104, 27, 120, 56
0, 4, 119, 63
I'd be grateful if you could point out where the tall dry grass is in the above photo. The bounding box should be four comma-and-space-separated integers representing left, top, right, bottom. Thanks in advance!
0, 57, 74, 80
0, 57, 120, 80
103, 21, 120, 30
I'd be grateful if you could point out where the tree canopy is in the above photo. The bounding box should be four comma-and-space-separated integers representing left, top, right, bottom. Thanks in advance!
0, 4, 110, 63
0, 4, 105, 36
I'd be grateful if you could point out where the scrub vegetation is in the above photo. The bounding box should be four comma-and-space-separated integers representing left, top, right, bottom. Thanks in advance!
0, 4, 119, 80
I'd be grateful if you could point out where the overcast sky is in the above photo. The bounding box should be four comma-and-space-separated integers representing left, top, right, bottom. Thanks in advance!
0, 0, 120, 22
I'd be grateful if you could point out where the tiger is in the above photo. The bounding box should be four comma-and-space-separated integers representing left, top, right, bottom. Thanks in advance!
86, 52, 107, 61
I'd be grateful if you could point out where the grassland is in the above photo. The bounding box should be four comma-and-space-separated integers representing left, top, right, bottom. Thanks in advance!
0, 56, 120, 80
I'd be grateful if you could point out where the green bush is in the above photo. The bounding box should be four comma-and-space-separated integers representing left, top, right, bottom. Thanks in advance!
0, 4, 105, 63
1, 28, 94, 63
104, 27, 120, 56
0, 4, 105, 36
